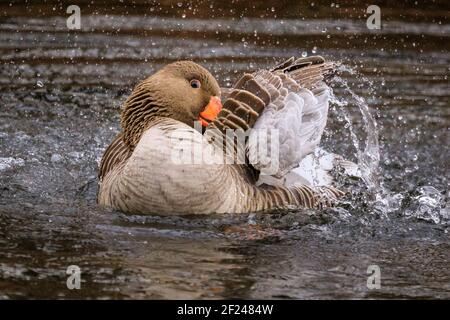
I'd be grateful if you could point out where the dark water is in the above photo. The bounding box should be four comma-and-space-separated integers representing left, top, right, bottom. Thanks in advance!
0, 1, 449, 299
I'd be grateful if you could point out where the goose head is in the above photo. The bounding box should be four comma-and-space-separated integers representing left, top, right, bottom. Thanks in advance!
121, 61, 222, 148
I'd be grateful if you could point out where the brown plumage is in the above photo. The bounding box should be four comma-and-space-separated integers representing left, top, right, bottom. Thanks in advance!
98, 57, 343, 215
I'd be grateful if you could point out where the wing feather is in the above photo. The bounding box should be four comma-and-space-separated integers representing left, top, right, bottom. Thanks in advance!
99, 133, 132, 181
244, 56, 335, 178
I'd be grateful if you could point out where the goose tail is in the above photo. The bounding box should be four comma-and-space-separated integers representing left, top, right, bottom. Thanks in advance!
257, 148, 361, 188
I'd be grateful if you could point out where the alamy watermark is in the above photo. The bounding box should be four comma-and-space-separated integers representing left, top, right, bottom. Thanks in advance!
66, 265, 81, 290
366, 5, 381, 30
66, 5, 81, 30
169, 122, 280, 175
367, 265, 381, 289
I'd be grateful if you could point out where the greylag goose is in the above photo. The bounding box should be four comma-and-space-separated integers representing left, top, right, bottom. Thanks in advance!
98, 57, 345, 215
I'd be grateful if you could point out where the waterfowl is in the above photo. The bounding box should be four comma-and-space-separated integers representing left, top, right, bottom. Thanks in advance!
98, 57, 345, 215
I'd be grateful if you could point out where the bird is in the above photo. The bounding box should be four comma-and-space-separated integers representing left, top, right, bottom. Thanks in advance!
97, 56, 346, 215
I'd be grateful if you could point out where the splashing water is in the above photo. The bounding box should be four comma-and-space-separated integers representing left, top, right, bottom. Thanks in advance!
328, 64, 448, 224
328, 64, 405, 218
405, 186, 448, 225
329, 64, 381, 192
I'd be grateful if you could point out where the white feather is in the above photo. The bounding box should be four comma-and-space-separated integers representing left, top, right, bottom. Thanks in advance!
249, 81, 358, 187
256, 148, 361, 187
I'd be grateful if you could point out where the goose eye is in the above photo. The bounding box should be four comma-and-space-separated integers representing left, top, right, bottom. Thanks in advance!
190, 79, 201, 89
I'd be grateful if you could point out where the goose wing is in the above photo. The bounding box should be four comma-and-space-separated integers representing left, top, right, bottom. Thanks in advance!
98, 133, 131, 181
214, 56, 334, 178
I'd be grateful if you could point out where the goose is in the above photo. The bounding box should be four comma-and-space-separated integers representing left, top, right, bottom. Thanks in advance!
97, 57, 346, 215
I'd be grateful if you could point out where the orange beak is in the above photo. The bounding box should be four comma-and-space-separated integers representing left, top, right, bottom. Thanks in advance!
198, 96, 222, 127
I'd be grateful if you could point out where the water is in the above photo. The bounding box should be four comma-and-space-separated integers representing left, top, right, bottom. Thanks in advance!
0, 2, 449, 299
329, 68, 381, 192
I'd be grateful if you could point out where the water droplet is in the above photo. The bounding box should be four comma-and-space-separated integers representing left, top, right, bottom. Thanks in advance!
301, 51, 307, 57
36, 80, 44, 87
407, 186, 446, 224
51, 154, 63, 163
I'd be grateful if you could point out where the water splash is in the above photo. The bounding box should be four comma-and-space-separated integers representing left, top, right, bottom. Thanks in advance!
405, 186, 449, 225
327, 64, 401, 219
328, 65, 448, 225
329, 64, 381, 192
